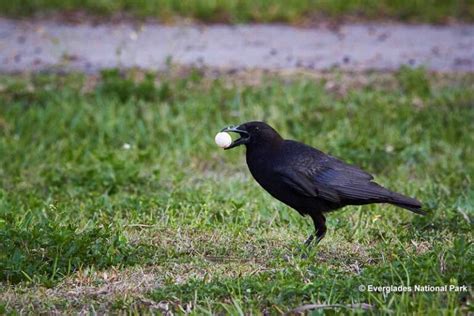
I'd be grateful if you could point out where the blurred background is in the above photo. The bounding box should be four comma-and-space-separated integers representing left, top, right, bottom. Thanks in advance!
1, 0, 473, 23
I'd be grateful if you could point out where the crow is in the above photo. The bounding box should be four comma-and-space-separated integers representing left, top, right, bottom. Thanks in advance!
221, 121, 425, 246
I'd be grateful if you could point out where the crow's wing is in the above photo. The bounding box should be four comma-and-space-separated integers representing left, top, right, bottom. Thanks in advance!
277, 167, 342, 203
276, 155, 388, 204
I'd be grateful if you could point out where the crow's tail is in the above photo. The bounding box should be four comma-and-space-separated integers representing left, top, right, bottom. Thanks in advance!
386, 191, 426, 215
391, 202, 426, 215
334, 180, 426, 215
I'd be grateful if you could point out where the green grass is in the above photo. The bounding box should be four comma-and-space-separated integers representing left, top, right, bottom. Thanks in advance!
0, 0, 473, 23
0, 68, 473, 314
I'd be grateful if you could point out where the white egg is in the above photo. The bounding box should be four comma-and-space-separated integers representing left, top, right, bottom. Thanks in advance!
215, 132, 232, 148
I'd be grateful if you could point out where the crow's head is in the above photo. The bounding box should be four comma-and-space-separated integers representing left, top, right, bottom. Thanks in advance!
220, 121, 282, 150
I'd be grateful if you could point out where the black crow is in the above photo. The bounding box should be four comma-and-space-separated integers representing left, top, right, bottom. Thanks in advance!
221, 121, 425, 246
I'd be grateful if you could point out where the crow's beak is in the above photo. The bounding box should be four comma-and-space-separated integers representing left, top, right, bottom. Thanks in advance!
220, 125, 250, 149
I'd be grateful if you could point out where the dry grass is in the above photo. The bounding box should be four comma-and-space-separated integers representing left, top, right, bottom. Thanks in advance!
1, 226, 376, 313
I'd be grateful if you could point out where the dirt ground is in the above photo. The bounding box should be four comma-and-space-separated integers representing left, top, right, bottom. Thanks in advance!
1, 18, 473, 73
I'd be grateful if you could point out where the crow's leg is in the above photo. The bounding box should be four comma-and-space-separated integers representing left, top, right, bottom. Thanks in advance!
305, 213, 326, 247
304, 234, 314, 246
299, 214, 326, 258
314, 213, 327, 243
